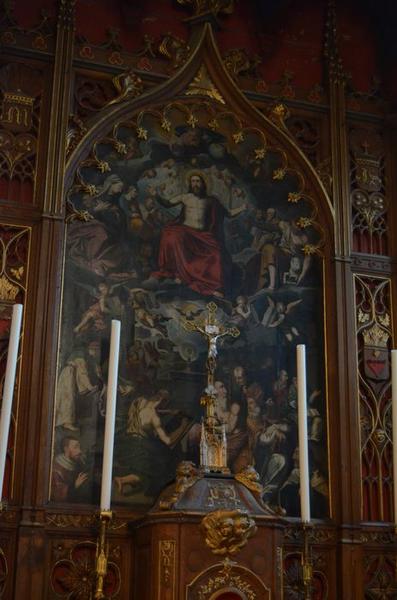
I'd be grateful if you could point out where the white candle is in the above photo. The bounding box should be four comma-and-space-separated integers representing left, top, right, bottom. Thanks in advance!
100, 320, 120, 511
0, 304, 23, 500
392, 350, 397, 525
297, 344, 311, 523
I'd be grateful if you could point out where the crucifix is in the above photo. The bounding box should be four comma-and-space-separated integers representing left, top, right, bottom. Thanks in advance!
182, 302, 240, 472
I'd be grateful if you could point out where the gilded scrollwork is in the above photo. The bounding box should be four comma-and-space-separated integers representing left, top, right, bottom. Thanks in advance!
159, 540, 176, 592
235, 465, 263, 495
187, 560, 271, 600
223, 48, 261, 81
159, 33, 190, 71
106, 70, 144, 107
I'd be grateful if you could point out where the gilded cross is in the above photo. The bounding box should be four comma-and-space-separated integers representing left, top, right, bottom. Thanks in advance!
182, 302, 240, 389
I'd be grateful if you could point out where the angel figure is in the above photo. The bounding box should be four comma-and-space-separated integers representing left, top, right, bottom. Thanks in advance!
262, 297, 302, 342
74, 281, 123, 334
231, 295, 259, 327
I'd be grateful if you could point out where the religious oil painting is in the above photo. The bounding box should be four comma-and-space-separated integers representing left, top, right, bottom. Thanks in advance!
51, 105, 328, 517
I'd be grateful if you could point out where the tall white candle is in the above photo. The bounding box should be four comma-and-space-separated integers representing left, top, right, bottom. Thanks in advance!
297, 344, 311, 523
391, 350, 397, 526
0, 304, 23, 500
100, 320, 121, 511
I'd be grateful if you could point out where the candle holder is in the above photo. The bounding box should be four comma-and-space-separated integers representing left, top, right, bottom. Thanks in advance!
94, 509, 113, 599
301, 522, 313, 600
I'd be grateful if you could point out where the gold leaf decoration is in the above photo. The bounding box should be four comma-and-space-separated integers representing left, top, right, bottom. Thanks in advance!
186, 65, 225, 104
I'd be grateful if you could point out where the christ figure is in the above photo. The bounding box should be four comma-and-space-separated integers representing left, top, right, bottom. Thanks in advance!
152, 173, 246, 297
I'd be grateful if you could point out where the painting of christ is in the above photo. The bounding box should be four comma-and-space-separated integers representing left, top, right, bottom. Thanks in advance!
51, 116, 328, 517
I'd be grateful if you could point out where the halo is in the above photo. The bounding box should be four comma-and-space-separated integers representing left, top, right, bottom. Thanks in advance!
185, 169, 212, 194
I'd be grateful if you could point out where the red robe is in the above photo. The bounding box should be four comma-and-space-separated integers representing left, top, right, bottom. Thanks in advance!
153, 201, 225, 296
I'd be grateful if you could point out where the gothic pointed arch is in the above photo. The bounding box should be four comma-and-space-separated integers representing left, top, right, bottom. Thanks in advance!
54, 20, 335, 520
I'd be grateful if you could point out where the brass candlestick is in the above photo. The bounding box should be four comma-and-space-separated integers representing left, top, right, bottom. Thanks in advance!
94, 510, 112, 599
302, 522, 313, 600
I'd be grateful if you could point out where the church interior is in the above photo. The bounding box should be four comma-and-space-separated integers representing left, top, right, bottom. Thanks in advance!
0, 0, 397, 598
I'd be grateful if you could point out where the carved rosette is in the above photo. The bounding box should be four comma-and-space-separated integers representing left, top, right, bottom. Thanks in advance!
50, 540, 120, 599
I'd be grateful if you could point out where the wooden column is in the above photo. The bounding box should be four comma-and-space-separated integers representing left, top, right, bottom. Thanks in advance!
13, 1, 75, 597
324, 1, 363, 597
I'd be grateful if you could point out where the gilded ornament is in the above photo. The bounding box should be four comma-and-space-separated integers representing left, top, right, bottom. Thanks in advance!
159, 33, 190, 70
269, 103, 290, 130
254, 147, 266, 160
288, 192, 301, 203
10, 266, 23, 281
187, 113, 199, 128
296, 217, 312, 228
378, 313, 390, 328
66, 200, 94, 224
197, 570, 256, 600
113, 140, 127, 155
303, 244, 317, 256
159, 540, 176, 587
362, 323, 389, 348
161, 118, 172, 132
186, 65, 225, 104
273, 168, 286, 180
223, 48, 261, 80
232, 131, 244, 144
235, 466, 263, 494
201, 509, 257, 557
136, 127, 148, 140
357, 308, 370, 324
107, 69, 143, 106
159, 461, 200, 510
0, 275, 19, 301
96, 160, 111, 174
82, 183, 98, 196
208, 118, 219, 130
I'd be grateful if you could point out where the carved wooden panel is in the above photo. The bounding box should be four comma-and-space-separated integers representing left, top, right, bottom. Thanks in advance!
355, 275, 393, 521
349, 126, 387, 256
0, 63, 43, 204
364, 554, 397, 599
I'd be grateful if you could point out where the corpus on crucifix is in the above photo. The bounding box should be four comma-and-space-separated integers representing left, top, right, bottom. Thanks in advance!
182, 302, 240, 472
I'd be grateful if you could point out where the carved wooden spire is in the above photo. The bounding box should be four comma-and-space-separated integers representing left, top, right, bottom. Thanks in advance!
324, 0, 346, 85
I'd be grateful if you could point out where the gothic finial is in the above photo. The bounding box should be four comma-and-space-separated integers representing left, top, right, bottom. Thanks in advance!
324, 0, 346, 84
177, 0, 234, 19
